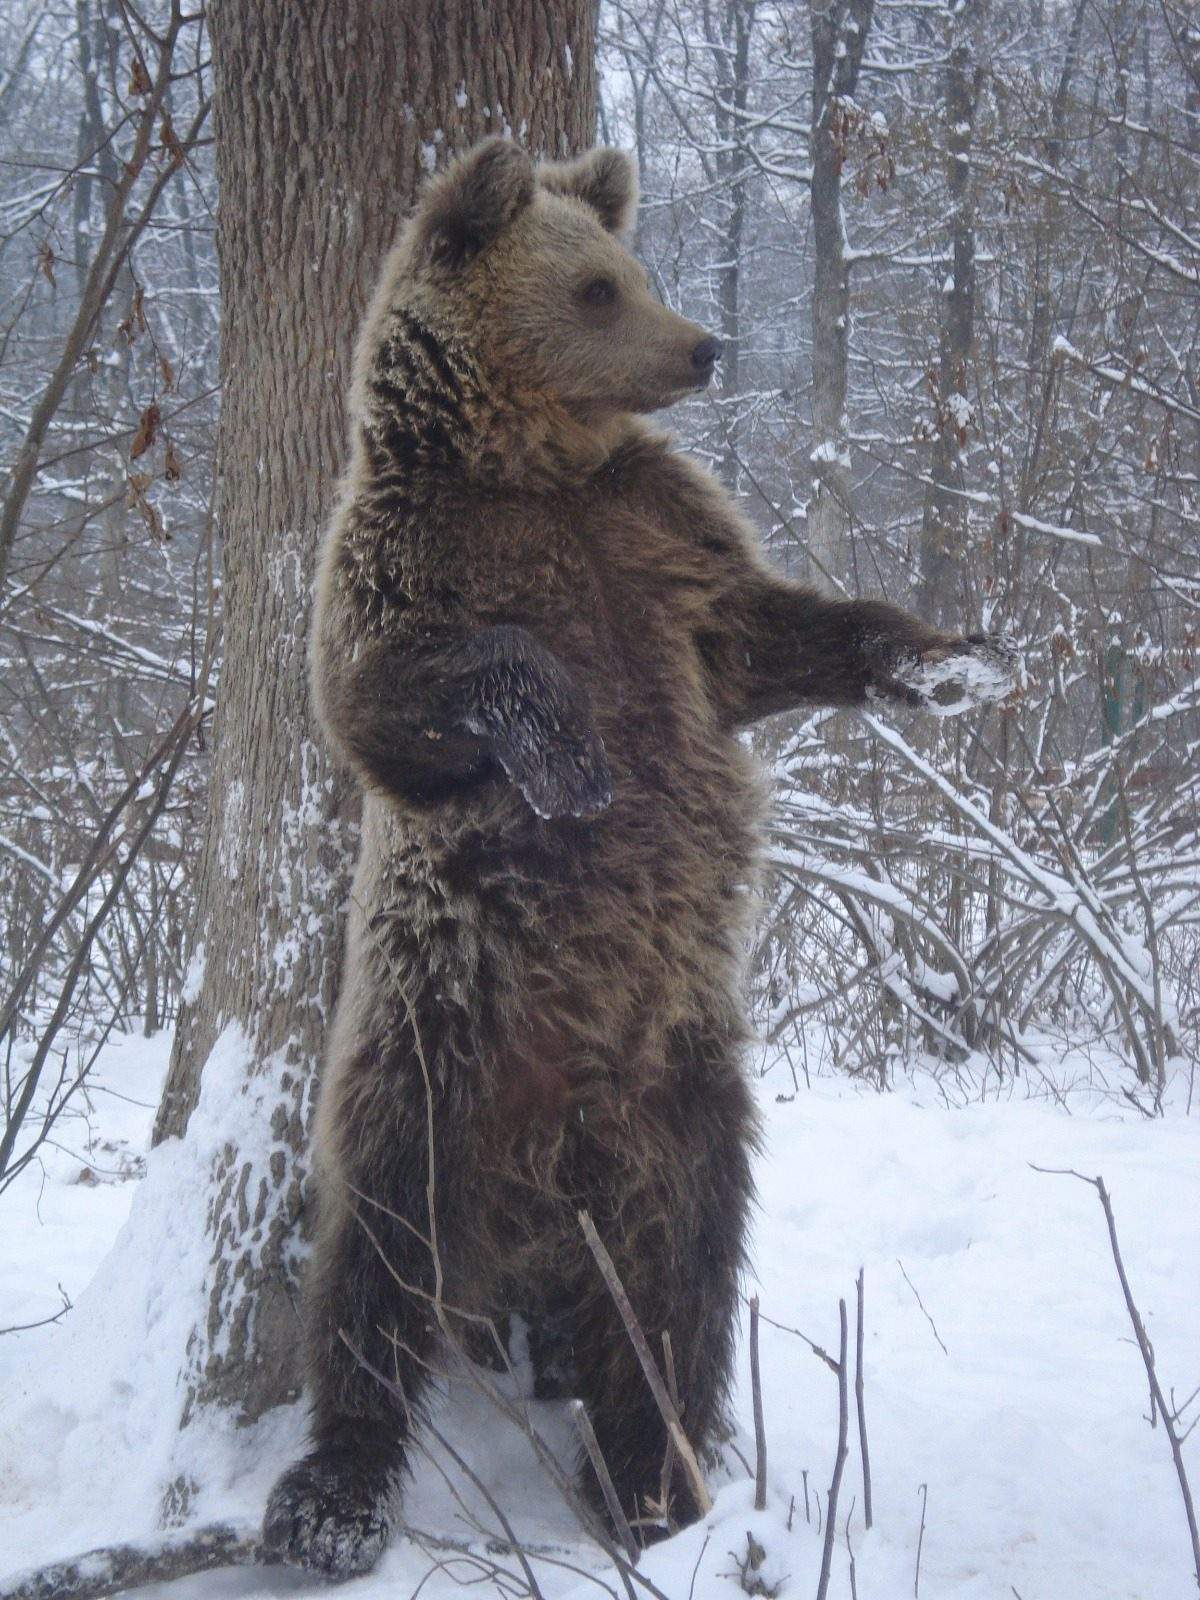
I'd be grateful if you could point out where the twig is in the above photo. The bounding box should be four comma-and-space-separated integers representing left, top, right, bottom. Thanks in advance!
814, 1299, 849, 1600
578, 1209, 713, 1516
750, 1300, 839, 1372
420, 1414, 549, 1600
687, 1533, 711, 1600
749, 1296, 767, 1511
571, 1401, 640, 1564
897, 1259, 949, 1356
845, 1498, 859, 1600
660, 1331, 679, 1520
0, 1525, 263, 1600
854, 1268, 873, 1530
1032, 1168, 1200, 1593
914, 1484, 928, 1597
342, 1335, 548, 1600
0, 1283, 71, 1335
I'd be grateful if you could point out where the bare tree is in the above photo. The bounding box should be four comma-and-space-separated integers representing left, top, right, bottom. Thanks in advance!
917, 0, 984, 625
807, 0, 875, 579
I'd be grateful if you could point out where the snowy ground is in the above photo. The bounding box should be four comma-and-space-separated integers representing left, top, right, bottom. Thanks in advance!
1, 1032, 1196, 1600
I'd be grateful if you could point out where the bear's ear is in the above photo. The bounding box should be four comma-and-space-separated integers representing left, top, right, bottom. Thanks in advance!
414, 138, 536, 271
538, 149, 638, 236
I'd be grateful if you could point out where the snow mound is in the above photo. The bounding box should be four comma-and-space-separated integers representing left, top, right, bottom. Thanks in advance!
0, 1025, 303, 1567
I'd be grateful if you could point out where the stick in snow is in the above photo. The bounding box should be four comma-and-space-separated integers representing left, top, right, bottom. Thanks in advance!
855, 1268, 873, 1530
814, 1298, 849, 1600
749, 1295, 768, 1511
572, 1399, 641, 1562
1032, 1166, 1200, 1593
660, 1330, 679, 1520
579, 1209, 714, 1516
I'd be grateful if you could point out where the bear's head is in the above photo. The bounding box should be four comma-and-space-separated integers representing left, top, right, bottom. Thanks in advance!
393, 138, 721, 420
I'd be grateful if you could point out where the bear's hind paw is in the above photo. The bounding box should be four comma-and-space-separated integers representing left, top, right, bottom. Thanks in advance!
262, 1451, 394, 1578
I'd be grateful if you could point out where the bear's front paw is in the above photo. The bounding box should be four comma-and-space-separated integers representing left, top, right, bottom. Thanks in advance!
494, 723, 613, 821
262, 1450, 394, 1579
878, 632, 1020, 717
521, 729, 613, 820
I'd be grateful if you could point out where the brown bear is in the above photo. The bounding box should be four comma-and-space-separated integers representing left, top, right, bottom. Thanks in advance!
262, 138, 1015, 1577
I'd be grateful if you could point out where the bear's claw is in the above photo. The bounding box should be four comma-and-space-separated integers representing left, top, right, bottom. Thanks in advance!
262, 1452, 393, 1579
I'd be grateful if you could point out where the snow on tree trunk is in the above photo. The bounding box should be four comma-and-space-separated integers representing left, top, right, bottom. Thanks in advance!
152, 0, 596, 1507
807, 0, 874, 582
917, 0, 983, 627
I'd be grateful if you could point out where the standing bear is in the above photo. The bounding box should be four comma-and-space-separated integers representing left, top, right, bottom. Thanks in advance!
264, 139, 1015, 1576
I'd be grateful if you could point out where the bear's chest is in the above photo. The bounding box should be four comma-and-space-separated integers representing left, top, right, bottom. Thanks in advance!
454, 489, 709, 710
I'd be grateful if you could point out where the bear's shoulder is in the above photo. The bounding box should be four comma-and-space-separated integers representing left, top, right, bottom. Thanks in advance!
598, 424, 762, 566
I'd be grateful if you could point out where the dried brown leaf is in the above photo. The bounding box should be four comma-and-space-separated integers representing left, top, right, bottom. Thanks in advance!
137, 495, 164, 541
129, 403, 161, 461
160, 112, 185, 170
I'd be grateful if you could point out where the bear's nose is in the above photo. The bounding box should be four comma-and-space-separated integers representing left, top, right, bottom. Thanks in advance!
691, 336, 724, 370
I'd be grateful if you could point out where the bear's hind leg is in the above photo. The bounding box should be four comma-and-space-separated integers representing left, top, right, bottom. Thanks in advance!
263, 1178, 443, 1577
569, 1091, 754, 1540
568, 1215, 742, 1539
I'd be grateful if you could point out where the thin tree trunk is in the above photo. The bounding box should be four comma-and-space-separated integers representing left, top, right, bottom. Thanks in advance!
706, 0, 756, 487
808, 0, 874, 580
153, 0, 596, 1511
918, 0, 983, 626
1023, 0, 1087, 419
0, 8, 205, 600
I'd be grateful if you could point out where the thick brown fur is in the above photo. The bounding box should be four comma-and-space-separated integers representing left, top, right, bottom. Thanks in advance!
263, 140, 1012, 1578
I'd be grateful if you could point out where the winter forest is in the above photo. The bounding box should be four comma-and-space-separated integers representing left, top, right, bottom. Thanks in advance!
1, 0, 1198, 1596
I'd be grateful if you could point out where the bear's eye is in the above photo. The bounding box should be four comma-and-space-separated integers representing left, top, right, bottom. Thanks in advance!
581, 277, 617, 307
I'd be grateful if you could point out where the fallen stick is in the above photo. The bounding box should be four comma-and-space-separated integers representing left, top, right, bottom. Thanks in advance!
0, 1525, 263, 1600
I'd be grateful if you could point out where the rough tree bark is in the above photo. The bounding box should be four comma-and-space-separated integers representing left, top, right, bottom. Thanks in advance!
807, 0, 875, 580
917, 0, 983, 626
153, 0, 596, 1499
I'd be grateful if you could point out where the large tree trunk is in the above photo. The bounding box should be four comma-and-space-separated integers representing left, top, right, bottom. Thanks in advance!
807, 0, 874, 581
153, 0, 595, 1503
